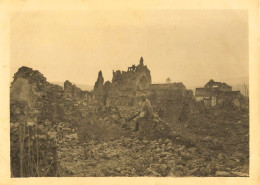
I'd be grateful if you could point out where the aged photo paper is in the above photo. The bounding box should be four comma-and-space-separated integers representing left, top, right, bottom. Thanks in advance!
0, 0, 259, 185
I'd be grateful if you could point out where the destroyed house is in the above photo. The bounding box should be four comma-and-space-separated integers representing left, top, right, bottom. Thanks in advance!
195, 88, 218, 107
195, 80, 241, 107
204, 79, 232, 91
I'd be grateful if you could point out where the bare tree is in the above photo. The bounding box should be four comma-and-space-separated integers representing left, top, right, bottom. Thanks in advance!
166, 77, 171, 83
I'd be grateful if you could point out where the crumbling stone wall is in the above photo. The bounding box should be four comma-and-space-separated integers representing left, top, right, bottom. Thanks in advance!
10, 78, 35, 107
111, 57, 151, 92
10, 67, 61, 177
92, 57, 152, 106
94, 71, 104, 93
64, 80, 86, 99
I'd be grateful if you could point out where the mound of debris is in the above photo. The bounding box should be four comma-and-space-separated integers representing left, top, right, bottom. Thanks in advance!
10, 64, 249, 177
58, 127, 248, 177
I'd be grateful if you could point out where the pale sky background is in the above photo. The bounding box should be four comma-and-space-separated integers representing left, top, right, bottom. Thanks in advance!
10, 10, 248, 90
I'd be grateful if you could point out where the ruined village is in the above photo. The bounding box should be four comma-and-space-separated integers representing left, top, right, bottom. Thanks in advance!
10, 57, 249, 177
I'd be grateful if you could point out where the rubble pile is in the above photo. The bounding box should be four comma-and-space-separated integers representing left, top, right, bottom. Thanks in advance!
116, 106, 140, 118
58, 135, 200, 177
77, 113, 127, 142
10, 65, 249, 177
58, 126, 248, 177
149, 89, 195, 123
107, 96, 136, 106
181, 108, 249, 175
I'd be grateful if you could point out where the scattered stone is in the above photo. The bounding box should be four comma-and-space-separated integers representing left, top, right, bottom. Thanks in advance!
215, 171, 230, 177
230, 171, 249, 177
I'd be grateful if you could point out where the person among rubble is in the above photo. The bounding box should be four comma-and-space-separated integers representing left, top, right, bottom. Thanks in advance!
132, 94, 154, 132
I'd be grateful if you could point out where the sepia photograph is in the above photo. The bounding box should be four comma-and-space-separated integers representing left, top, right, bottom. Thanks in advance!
9, 9, 251, 178
0, 1, 259, 184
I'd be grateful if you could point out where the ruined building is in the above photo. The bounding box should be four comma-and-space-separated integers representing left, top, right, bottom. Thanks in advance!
92, 57, 152, 106
204, 79, 232, 91
111, 57, 152, 93
91, 57, 190, 107
195, 79, 247, 108
64, 80, 87, 99
90, 57, 193, 122
10, 66, 102, 177
10, 66, 62, 177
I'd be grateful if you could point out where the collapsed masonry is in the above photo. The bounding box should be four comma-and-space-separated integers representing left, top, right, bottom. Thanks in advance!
11, 58, 247, 177
64, 80, 87, 99
10, 66, 100, 177
10, 57, 195, 128
91, 57, 195, 123
91, 57, 152, 105
10, 66, 62, 177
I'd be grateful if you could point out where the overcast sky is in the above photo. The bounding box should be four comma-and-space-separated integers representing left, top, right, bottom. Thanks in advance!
10, 10, 248, 88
